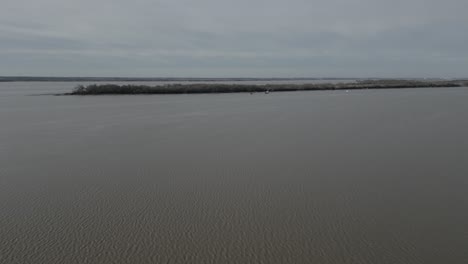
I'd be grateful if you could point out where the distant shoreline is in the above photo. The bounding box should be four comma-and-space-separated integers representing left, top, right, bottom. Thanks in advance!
0, 77, 356, 82
1, 76, 465, 82
61, 80, 467, 95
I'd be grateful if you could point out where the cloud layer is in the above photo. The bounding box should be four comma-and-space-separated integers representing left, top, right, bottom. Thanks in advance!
1, 0, 468, 77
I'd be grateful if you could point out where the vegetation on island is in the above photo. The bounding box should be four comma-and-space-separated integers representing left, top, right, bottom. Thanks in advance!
65, 79, 466, 95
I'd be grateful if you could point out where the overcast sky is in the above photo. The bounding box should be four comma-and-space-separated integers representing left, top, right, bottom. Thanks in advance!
1, 0, 467, 77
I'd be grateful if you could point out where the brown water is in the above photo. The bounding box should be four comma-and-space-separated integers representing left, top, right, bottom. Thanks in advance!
1, 82, 468, 263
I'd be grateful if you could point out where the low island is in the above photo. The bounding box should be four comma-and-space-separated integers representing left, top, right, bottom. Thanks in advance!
63, 79, 467, 95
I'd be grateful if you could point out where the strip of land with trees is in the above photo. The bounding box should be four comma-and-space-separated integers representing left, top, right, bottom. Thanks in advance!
64, 79, 468, 95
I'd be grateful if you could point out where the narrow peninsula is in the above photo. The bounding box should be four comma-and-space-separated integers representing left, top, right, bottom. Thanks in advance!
63, 79, 467, 95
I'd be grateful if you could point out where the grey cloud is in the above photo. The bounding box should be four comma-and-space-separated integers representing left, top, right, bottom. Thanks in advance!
1, 0, 467, 77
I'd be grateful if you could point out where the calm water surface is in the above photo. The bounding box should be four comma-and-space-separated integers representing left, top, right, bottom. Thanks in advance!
1, 82, 468, 263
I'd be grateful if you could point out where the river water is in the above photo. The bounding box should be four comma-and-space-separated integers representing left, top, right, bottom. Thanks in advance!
1, 81, 468, 263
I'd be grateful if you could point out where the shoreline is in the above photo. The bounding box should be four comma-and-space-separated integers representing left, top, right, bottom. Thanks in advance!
61, 80, 467, 95
0, 77, 356, 82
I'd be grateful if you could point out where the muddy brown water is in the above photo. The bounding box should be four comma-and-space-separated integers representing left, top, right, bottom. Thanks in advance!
1, 82, 468, 263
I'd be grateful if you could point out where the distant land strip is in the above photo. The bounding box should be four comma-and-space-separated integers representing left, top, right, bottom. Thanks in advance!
0, 77, 352, 82
61, 80, 467, 95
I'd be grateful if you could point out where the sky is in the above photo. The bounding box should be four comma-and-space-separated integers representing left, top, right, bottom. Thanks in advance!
1, 0, 468, 78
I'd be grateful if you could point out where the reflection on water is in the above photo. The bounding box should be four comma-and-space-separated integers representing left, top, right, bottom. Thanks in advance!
1, 82, 468, 263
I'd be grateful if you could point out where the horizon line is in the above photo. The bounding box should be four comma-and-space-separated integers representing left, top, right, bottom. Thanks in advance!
1, 76, 463, 81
